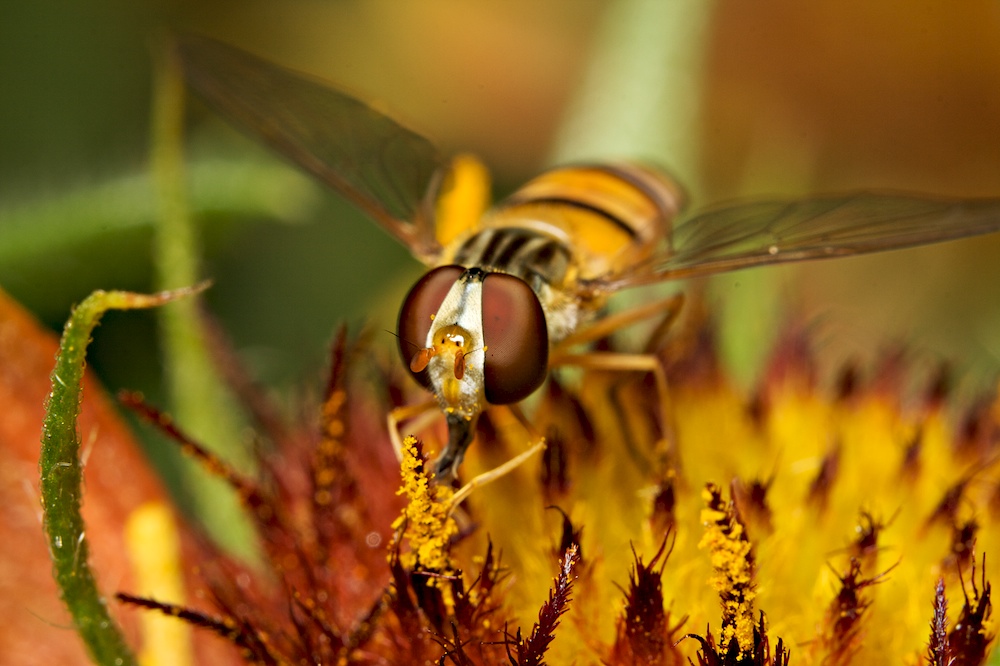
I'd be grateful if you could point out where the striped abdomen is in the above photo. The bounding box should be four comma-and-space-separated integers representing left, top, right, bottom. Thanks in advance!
451, 163, 684, 286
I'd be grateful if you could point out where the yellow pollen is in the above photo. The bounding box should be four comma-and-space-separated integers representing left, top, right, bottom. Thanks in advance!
392, 436, 458, 604
699, 484, 757, 655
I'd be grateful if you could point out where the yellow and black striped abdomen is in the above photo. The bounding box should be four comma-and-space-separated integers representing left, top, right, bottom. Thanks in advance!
482, 163, 684, 282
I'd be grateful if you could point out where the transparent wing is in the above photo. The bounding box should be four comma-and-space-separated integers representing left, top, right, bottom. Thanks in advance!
176, 34, 447, 263
601, 192, 1000, 289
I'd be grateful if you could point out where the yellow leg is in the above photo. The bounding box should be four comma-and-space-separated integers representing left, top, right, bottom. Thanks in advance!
550, 294, 685, 476
449, 403, 545, 511
386, 398, 439, 462
556, 293, 684, 350
550, 351, 676, 470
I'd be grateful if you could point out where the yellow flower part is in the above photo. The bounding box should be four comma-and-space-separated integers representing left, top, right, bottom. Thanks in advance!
393, 434, 458, 579
124, 501, 192, 666
699, 483, 757, 655
453, 321, 997, 664
114, 319, 996, 665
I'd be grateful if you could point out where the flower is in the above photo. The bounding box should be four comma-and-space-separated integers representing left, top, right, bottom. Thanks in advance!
95, 301, 996, 664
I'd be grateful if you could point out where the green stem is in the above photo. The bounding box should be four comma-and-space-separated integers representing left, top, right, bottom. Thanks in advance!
151, 39, 258, 558
549, 0, 716, 198
40, 285, 205, 666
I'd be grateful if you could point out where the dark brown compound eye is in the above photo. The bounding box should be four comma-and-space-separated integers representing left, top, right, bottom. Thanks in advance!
481, 272, 548, 404
397, 265, 465, 389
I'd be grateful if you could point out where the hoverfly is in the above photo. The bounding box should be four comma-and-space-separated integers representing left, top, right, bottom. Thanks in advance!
178, 35, 1000, 479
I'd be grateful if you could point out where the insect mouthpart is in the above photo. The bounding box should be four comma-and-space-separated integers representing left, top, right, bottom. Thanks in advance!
409, 322, 484, 480
436, 411, 479, 479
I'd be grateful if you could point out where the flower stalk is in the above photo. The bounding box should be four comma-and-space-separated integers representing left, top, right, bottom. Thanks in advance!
39, 285, 206, 666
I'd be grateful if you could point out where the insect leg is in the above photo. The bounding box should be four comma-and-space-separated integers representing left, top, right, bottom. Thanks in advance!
555, 293, 685, 349
549, 293, 684, 474
549, 352, 678, 477
449, 403, 545, 510
386, 398, 439, 462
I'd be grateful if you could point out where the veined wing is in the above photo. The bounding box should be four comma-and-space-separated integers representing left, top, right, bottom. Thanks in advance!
176, 35, 447, 264
599, 191, 1000, 289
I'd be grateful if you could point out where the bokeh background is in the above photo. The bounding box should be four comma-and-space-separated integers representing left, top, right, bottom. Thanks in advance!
4, 0, 1000, 417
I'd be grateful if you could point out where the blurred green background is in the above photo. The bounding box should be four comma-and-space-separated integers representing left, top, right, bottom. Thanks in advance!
4, 0, 1000, 410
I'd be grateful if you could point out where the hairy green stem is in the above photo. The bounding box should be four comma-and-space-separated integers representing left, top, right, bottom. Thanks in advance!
40, 285, 205, 666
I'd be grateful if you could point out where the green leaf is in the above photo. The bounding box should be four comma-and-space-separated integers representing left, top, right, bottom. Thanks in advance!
0, 156, 319, 267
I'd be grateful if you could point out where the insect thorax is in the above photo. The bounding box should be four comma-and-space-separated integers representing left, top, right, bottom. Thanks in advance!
446, 226, 594, 345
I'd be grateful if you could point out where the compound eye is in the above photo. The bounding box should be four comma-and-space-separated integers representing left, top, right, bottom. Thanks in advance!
397, 265, 464, 389
481, 273, 548, 404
